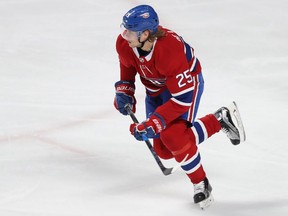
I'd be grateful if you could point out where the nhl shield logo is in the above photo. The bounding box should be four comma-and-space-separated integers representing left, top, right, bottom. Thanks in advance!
139, 58, 144, 63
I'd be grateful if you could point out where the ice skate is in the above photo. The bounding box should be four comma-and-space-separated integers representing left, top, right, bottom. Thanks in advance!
193, 177, 214, 209
214, 101, 246, 145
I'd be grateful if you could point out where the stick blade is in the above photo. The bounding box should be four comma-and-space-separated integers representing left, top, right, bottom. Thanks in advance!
161, 154, 189, 176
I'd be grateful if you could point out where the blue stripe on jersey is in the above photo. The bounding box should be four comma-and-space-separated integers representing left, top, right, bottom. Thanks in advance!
183, 41, 192, 62
191, 58, 199, 72
193, 121, 205, 143
173, 90, 193, 104
180, 36, 192, 62
181, 153, 201, 172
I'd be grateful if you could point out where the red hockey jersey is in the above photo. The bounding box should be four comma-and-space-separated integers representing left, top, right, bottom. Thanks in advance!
116, 27, 202, 125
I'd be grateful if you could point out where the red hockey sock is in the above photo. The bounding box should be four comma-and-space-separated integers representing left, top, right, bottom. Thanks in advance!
191, 114, 221, 145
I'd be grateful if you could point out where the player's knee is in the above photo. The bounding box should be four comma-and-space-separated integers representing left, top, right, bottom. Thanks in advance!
160, 119, 198, 162
153, 139, 173, 159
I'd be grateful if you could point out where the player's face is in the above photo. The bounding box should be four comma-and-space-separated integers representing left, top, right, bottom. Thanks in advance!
120, 24, 141, 48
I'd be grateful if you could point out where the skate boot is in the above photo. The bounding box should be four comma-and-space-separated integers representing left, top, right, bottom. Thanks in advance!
193, 177, 214, 209
214, 101, 246, 145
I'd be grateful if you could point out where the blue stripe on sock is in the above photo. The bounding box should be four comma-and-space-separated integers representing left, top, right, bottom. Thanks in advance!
194, 121, 205, 143
181, 153, 201, 172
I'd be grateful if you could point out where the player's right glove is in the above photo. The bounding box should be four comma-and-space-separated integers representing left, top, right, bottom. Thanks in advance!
114, 80, 136, 115
129, 113, 166, 141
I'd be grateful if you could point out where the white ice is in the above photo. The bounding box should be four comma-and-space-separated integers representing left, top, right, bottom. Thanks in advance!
0, 0, 288, 215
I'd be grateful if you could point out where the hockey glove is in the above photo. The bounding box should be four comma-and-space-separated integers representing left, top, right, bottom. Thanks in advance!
114, 80, 136, 115
130, 113, 166, 141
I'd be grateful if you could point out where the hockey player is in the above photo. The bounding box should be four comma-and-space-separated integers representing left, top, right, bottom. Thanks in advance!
114, 5, 246, 209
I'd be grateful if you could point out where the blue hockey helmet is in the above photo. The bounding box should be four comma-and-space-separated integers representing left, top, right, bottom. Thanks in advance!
122, 5, 159, 35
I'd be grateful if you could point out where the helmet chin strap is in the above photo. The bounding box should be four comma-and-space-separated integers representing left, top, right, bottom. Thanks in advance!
138, 31, 150, 49
138, 38, 148, 48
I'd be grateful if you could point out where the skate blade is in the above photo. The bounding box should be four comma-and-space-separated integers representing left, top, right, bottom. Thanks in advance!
228, 101, 246, 142
198, 194, 214, 210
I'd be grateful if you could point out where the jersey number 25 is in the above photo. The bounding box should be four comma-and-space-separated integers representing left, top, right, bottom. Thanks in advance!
176, 70, 193, 88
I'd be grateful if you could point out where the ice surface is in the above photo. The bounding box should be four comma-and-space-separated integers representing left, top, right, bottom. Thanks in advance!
0, 0, 288, 215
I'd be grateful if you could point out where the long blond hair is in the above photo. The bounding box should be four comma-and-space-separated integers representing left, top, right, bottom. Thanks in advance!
148, 27, 166, 42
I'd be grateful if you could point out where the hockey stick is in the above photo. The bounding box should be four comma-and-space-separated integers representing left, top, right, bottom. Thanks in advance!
124, 105, 188, 176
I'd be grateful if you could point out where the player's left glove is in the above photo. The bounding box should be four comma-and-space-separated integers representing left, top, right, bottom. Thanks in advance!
130, 113, 166, 141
